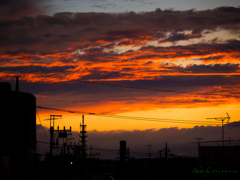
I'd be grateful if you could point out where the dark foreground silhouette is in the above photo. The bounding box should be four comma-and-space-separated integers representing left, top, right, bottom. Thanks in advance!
3, 155, 239, 180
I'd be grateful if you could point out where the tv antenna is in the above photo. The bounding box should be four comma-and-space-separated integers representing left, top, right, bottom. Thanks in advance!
206, 113, 230, 146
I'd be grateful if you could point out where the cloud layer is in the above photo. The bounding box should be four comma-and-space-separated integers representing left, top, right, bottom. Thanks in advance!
1, 6, 240, 115
36, 123, 240, 159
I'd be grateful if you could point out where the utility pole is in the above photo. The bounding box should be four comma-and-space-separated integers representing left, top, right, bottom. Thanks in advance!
206, 113, 230, 146
49, 115, 62, 157
164, 142, 170, 160
79, 115, 87, 158
145, 144, 152, 159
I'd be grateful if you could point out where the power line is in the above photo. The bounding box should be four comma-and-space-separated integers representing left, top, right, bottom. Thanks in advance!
93, 114, 221, 125
36, 106, 223, 126
72, 79, 189, 94
36, 109, 49, 141
72, 79, 229, 96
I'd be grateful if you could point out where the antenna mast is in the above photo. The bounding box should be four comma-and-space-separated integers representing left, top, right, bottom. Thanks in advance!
206, 113, 230, 146
80, 115, 88, 158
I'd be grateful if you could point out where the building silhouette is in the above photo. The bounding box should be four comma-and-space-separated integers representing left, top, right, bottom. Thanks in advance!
199, 145, 240, 167
0, 79, 37, 178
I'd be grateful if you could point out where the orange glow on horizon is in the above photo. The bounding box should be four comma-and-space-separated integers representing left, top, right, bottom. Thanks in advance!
37, 103, 240, 132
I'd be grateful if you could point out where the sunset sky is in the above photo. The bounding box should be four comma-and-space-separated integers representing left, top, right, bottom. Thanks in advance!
1, 0, 240, 157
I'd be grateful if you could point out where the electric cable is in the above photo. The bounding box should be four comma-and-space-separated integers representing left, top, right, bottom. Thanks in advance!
36, 106, 223, 126
36, 109, 50, 141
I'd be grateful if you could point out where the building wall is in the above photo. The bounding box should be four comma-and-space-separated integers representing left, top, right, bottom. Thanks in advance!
0, 82, 36, 177
199, 146, 240, 166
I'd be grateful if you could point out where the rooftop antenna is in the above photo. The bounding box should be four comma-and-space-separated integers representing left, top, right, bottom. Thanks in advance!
206, 113, 230, 146
226, 112, 230, 123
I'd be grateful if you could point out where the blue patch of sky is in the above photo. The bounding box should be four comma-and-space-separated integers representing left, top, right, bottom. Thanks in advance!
38, 0, 240, 15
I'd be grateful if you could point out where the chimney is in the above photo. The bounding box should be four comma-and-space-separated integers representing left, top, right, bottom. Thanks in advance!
16, 76, 19, 92
120, 141, 126, 162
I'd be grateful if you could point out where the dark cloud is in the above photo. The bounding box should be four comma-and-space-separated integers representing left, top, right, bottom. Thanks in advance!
226, 39, 240, 45
0, 7, 240, 53
107, 30, 139, 38
13, 76, 238, 94
4, 74, 239, 110
1, 6, 240, 113
199, 55, 225, 61
0, 0, 47, 19
122, 68, 133, 71
164, 33, 187, 42
161, 32, 202, 42
36, 123, 240, 159
118, 40, 133, 46
138, 41, 240, 60
4, 49, 37, 55
181, 63, 240, 73
144, 61, 153, 65
81, 70, 133, 80
0, 65, 77, 74
0, 33, 37, 46
216, 6, 240, 13
225, 121, 240, 129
